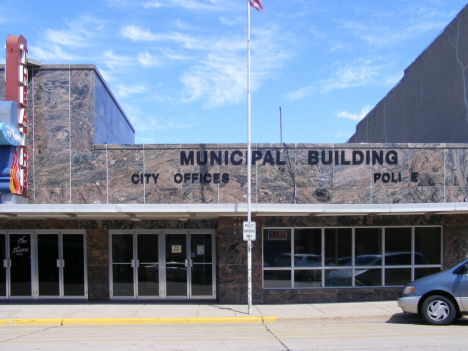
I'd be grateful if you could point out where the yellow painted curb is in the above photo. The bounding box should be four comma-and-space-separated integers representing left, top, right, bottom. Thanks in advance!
0, 316, 277, 325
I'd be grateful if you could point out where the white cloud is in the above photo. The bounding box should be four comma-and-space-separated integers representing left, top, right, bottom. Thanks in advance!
161, 48, 191, 61
179, 25, 294, 107
219, 16, 243, 26
180, 53, 246, 107
285, 57, 394, 101
102, 50, 132, 69
119, 22, 294, 108
321, 58, 388, 92
335, 129, 353, 140
29, 45, 78, 62
29, 14, 108, 63
122, 103, 200, 144
44, 29, 89, 48
143, 1, 162, 9
336, 105, 373, 121
44, 15, 106, 48
284, 86, 316, 101
115, 84, 148, 98
120, 25, 244, 52
137, 52, 162, 67
142, 0, 230, 12
341, 5, 457, 48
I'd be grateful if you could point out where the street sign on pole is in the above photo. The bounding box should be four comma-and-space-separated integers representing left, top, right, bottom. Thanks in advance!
243, 221, 256, 241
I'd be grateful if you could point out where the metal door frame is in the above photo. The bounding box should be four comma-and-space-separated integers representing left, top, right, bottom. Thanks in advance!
1, 230, 34, 300
36, 230, 88, 300
163, 230, 216, 300
109, 230, 162, 300
0, 230, 87, 300
109, 229, 216, 300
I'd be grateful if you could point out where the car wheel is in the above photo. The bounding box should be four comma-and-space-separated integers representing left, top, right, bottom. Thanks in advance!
421, 295, 457, 326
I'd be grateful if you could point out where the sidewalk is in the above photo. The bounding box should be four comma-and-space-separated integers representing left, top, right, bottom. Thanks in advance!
0, 300, 418, 325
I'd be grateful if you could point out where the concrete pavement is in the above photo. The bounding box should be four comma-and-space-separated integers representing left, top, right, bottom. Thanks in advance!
0, 300, 419, 325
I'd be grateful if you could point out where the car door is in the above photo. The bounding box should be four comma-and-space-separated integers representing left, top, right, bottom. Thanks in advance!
457, 263, 468, 311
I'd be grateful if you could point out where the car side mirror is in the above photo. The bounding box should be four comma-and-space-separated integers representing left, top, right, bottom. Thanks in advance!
453, 265, 468, 275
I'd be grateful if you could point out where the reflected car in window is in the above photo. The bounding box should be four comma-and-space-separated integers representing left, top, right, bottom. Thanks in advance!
272, 253, 322, 267
324, 252, 429, 287
398, 258, 468, 325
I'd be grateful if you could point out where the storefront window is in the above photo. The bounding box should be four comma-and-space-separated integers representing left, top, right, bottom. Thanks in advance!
263, 229, 291, 268
325, 228, 352, 266
264, 270, 291, 288
385, 227, 411, 265
324, 269, 352, 287
415, 227, 441, 265
294, 229, 321, 266
355, 228, 382, 265
263, 226, 442, 289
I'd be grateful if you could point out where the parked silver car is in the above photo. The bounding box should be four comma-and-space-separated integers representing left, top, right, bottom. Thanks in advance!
397, 258, 468, 325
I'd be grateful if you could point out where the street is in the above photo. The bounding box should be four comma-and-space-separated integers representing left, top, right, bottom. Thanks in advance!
1, 317, 467, 350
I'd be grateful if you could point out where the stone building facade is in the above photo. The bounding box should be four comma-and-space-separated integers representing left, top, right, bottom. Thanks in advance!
2, 18, 468, 303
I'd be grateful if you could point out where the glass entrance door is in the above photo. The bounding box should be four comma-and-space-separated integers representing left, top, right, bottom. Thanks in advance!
110, 230, 215, 300
164, 231, 215, 299
111, 232, 160, 299
190, 233, 214, 298
9, 233, 32, 298
137, 234, 159, 297
165, 233, 187, 297
0, 231, 87, 300
111, 233, 134, 297
0, 234, 6, 297
37, 232, 86, 298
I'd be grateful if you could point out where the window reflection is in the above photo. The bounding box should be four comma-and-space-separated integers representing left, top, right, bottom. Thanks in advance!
263, 226, 442, 289
415, 227, 441, 264
263, 229, 291, 268
325, 228, 352, 266
355, 228, 382, 265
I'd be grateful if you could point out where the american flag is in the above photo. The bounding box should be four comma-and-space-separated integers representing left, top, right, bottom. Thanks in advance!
249, 0, 263, 11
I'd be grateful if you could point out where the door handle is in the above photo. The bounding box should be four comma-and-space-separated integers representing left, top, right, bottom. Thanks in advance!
185, 259, 187, 268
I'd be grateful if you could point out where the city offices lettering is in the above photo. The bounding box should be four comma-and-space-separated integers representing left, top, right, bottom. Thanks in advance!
130, 149, 419, 186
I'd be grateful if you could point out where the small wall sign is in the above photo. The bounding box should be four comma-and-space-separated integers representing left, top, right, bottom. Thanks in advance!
197, 245, 205, 255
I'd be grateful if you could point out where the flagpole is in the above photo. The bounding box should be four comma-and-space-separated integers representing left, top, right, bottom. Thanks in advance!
247, 0, 253, 315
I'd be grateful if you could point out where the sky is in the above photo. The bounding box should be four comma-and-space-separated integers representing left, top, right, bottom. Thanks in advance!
1, 0, 467, 145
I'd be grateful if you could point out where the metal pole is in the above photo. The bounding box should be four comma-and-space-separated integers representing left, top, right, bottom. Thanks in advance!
247, 0, 253, 315
280, 107, 282, 144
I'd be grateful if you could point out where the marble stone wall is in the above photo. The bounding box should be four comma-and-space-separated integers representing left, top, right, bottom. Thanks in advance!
0, 214, 467, 303
216, 214, 468, 304
0, 64, 135, 204
92, 143, 468, 206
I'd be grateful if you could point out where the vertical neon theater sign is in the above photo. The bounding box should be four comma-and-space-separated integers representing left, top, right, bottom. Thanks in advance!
1, 35, 28, 199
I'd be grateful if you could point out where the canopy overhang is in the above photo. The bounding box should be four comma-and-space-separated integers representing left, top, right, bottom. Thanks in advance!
0, 203, 467, 221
